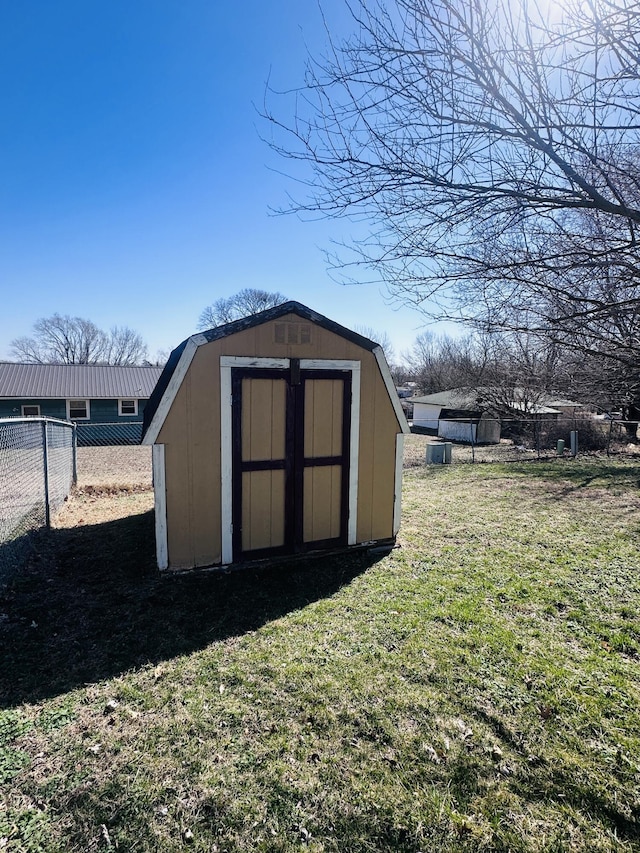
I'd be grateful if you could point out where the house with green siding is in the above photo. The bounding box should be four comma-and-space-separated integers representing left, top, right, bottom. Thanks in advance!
0, 362, 163, 445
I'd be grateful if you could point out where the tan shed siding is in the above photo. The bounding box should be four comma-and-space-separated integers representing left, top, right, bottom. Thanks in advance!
304, 379, 344, 457
157, 351, 222, 569
303, 465, 342, 542
156, 314, 403, 570
353, 351, 398, 542
242, 470, 286, 551
163, 439, 193, 570
240, 376, 287, 552
370, 364, 399, 538
242, 378, 287, 461
188, 350, 222, 567
211, 315, 352, 362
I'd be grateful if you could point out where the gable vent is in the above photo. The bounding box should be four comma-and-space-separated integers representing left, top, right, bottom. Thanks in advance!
274, 322, 312, 345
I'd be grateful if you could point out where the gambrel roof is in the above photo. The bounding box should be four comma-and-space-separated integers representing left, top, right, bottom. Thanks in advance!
142, 300, 408, 442
0, 362, 163, 399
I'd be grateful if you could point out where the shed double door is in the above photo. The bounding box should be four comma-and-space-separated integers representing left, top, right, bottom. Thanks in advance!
231, 364, 351, 561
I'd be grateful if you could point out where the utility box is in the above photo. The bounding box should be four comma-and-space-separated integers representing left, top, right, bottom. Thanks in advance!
426, 442, 453, 464
142, 301, 409, 572
570, 430, 578, 456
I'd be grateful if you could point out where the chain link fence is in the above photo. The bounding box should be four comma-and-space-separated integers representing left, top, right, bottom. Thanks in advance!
407, 415, 638, 466
75, 422, 144, 446
0, 417, 76, 577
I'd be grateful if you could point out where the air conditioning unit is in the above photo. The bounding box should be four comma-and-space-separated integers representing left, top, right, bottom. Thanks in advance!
425, 442, 453, 464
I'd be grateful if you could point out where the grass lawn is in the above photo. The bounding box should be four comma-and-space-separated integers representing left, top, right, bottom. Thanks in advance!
1, 459, 639, 851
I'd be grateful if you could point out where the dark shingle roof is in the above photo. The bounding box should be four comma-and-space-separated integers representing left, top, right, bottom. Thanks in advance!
142, 301, 381, 439
0, 363, 163, 399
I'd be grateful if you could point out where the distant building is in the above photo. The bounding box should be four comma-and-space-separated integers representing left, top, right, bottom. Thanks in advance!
0, 362, 163, 444
411, 387, 586, 444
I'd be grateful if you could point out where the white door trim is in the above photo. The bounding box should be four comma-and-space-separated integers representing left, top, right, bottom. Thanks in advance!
220, 357, 290, 564
220, 356, 291, 370
220, 357, 361, 563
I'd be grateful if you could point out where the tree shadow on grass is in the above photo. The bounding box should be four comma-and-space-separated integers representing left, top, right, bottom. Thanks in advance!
0, 510, 382, 707
505, 460, 640, 493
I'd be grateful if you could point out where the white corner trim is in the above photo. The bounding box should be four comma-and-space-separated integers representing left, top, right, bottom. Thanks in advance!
393, 433, 405, 536
372, 346, 410, 434
152, 444, 168, 570
347, 363, 361, 545
220, 361, 234, 565
142, 338, 200, 445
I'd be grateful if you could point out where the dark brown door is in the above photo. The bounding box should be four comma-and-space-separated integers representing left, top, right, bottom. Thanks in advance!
231, 364, 351, 561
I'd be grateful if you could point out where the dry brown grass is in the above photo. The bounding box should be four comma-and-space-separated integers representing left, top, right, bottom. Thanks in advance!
76, 445, 152, 489
53, 486, 154, 529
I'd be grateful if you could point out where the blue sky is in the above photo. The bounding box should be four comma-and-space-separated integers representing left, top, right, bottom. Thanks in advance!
0, 1, 432, 365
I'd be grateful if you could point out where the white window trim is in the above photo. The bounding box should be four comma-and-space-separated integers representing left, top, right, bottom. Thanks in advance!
66, 399, 90, 420
220, 356, 361, 565
118, 398, 139, 417
21, 404, 41, 417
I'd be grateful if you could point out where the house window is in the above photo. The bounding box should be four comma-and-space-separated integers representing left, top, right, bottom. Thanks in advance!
67, 399, 90, 420
21, 404, 40, 417
119, 399, 138, 416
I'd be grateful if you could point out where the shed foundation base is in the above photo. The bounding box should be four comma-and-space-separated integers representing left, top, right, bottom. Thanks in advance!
158, 538, 398, 576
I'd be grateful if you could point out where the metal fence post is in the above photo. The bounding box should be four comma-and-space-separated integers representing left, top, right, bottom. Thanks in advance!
42, 419, 51, 528
570, 430, 578, 457
72, 422, 78, 485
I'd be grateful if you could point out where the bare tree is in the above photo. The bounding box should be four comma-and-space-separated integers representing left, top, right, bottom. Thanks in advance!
403, 331, 487, 394
10, 314, 148, 365
144, 349, 170, 368
352, 325, 395, 363
198, 289, 288, 329
266, 0, 640, 404
101, 326, 148, 366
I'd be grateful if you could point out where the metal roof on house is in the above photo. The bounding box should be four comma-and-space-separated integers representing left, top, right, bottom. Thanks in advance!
0, 363, 163, 399
545, 397, 584, 409
412, 387, 584, 414
508, 401, 562, 415
411, 388, 482, 408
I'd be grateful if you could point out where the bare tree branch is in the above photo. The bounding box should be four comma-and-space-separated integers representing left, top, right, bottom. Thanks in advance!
10, 315, 148, 365
198, 289, 289, 329
265, 0, 640, 406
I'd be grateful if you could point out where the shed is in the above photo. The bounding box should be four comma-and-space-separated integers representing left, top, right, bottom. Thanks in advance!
412, 388, 501, 443
141, 301, 409, 571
